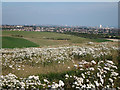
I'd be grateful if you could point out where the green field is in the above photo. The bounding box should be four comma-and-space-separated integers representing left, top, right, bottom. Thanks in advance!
2, 31, 91, 48
2, 31, 112, 48
91, 38, 111, 42
2, 36, 39, 48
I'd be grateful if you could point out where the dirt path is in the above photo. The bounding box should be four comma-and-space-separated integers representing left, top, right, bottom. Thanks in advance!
106, 39, 119, 42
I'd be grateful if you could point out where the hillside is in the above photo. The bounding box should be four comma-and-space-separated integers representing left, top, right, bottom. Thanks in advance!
2, 31, 90, 48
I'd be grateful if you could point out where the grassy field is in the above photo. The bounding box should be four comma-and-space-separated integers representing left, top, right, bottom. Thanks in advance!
91, 38, 111, 42
2, 31, 113, 48
2, 36, 39, 48
2, 31, 119, 89
2, 31, 91, 48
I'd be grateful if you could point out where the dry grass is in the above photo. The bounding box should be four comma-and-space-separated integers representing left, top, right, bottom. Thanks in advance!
2, 42, 119, 78
2, 60, 79, 78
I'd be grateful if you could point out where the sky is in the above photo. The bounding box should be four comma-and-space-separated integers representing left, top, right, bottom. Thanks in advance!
2, 2, 118, 27
2, 0, 120, 2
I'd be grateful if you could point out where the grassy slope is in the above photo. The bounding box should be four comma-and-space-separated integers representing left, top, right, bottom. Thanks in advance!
2, 36, 39, 48
2, 31, 90, 47
91, 38, 111, 42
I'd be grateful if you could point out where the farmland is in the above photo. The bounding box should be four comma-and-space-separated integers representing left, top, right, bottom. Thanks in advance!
1, 31, 120, 89
2, 31, 91, 48
2, 36, 39, 48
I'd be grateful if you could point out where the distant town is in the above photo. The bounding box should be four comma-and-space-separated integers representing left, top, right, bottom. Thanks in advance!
1, 24, 119, 39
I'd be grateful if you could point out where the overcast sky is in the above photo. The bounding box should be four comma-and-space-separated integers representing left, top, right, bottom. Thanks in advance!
2, 2, 118, 27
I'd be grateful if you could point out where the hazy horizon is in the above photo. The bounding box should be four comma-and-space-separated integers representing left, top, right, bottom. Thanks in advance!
2, 2, 118, 27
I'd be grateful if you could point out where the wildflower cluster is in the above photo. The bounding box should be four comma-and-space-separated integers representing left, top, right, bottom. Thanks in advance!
0, 73, 64, 89
1, 42, 119, 89
2, 43, 118, 70
71, 60, 120, 89
1, 59, 119, 89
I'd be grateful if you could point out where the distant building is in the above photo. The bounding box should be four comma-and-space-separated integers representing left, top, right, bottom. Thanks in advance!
100, 24, 102, 28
